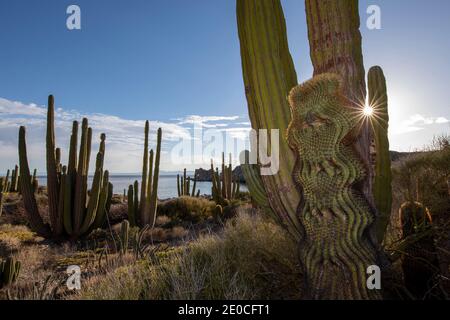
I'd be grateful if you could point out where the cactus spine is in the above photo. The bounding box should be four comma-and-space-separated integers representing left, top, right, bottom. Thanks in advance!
0, 257, 21, 288
177, 168, 200, 197
211, 153, 239, 205
127, 123, 162, 228
368, 66, 392, 244
19, 95, 110, 240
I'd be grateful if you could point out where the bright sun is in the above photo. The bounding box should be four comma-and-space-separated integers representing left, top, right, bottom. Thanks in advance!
363, 105, 374, 117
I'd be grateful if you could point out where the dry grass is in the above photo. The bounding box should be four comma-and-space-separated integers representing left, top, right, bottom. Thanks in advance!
79, 209, 303, 300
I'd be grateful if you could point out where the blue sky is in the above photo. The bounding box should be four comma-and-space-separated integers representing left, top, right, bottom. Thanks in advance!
0, 0, 449, 173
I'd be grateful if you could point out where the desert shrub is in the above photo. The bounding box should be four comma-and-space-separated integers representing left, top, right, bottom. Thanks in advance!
79, 210, 302, 300
157, 196, 216, 223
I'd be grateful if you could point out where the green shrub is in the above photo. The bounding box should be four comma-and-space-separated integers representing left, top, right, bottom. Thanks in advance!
157, 196, 216, 223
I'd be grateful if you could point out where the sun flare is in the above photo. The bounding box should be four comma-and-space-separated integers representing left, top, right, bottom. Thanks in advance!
363, 105, 374, 117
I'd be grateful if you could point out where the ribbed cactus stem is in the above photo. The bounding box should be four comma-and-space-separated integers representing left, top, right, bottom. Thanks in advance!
287, 74, 381, 300
305, 0, 375, 213
120, 220, 130, 255
73, 118, 89, 235
237, 0, 301, 239
140, 121, 149, 216
46, 95, 62, 236
368, 66, 392, 244
146, 128, 162, 227
127, 184, 137, 227
18, 126, 51, 237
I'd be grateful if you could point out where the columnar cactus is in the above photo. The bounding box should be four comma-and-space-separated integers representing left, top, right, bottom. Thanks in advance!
127, 122, 162, 228
237, 0, 387, 299
368, 66, 392, 244
0, 257, 21, 289
177, 168, 200, 197
10, 165, 19, 192
286, 74, 380, 299
211, 153, 239, 205
240, 151, 275, 219
236, 0, 301, 239
18, 95, 111, 240
119, 220, 130, 255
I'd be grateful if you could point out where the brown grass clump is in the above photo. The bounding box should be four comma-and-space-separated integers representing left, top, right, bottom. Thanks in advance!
79, 209, 303, 300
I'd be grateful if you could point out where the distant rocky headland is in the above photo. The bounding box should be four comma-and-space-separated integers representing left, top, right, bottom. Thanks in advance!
195, 165, 245, 183
193, 151, 415, 184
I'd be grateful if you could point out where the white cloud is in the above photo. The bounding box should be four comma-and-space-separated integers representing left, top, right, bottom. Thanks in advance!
0, 97, 248, 173
394, 114, 449, 134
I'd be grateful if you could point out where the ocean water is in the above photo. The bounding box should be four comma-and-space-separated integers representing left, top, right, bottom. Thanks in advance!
36, 174, 247, 200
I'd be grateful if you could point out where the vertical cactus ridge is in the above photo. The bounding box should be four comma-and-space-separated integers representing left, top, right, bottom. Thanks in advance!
147, 127, 162, 227
46, 95, 62, 236
305, 0, 375, 217
286, 74, 380, 299
241, 150, 275, 218
120, 220, 130, 255
127, 184, 137, 227
368, 66, 392, 244
92, 170, 110, 230
236, 0, 302, 239
140, 120, 149, 217
73, 118, 89, 234
18, 126, 51, 237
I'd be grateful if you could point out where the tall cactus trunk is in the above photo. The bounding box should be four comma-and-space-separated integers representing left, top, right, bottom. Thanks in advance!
18, 127, 51, 237
368, 66, 392, 244
305, 0, 375, 210
236, 0, 302, 239
140, 120, 150, 223
46, 95, 63, 236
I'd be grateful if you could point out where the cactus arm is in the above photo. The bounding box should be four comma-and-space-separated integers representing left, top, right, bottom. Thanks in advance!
133, 180, 139, 225
80, 152, 104, 235
73, 119, 89, 235
146, 128, 161, 227
127, 184, 136, 227
18, 127, 51, 237
46, 95, 62, 236
91, 170, 109, 230
368, 66, 392, 244
177, 174, 181, 196
236, 0, 302, 239
140, 121, 149, 216
191, 178, 197, 197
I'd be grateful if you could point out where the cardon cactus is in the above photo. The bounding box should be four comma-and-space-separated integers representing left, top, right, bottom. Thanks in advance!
119, 220, 130, 255
240, 151, 277, 222
286, 74, 380, 299
237, 0, 301, 238
177, 168, 200, 197
368, 66, 392, 243
10, 165, 19, 192
0, 257, 21, 288
399, 201, 441, 299
127, 122, 162, 228
237, 0, 387, 299
18, 95, 111, 240
211, 153, 239, 205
